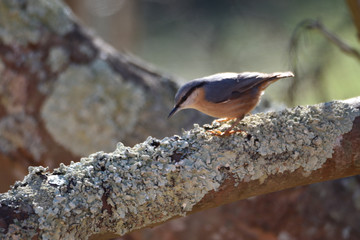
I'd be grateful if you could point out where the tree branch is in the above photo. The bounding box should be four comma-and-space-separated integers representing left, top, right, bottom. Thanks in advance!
1, 97, 360, 239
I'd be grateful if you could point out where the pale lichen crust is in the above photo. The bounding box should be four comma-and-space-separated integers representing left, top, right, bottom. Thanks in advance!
0, 0, 74, 45
41, 59, 145, 156
2, 100, 359, 239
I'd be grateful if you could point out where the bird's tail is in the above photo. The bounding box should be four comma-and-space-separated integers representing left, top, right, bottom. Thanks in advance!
258, 71, 294, 91
270, 71, 294, 79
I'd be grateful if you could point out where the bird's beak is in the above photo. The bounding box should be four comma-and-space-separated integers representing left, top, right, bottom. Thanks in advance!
168, 106, 179, 119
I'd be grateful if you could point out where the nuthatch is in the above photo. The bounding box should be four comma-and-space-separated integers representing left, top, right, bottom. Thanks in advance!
168, 71, 294, 135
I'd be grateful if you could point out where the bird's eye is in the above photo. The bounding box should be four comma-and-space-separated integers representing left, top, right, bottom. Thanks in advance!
180, 96, 187, 104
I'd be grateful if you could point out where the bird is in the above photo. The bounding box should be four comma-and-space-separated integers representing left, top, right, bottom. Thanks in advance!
168, 71, 294, 136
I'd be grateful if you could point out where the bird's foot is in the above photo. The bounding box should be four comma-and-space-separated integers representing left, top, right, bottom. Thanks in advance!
222, 129, 244, 136
208, 129, 244, 137
208, 129, 223, 136
214, 118, 234, 123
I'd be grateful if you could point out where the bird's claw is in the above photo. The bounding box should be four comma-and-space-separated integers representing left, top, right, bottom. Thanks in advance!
208, 129, 244, 137
214, 118, 234, 123
208, 129, 223, 136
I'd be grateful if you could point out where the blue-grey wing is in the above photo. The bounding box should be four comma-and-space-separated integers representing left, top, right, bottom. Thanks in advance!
203, 72, 269, 103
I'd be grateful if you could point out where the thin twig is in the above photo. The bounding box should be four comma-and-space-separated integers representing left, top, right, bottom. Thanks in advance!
308, 19, 360, 60
287, 18, 360, 105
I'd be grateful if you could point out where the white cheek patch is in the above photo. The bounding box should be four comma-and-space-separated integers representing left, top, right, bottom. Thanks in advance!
181, 89, 200, 109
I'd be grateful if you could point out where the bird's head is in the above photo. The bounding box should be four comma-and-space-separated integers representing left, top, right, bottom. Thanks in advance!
168, 80, 205, 118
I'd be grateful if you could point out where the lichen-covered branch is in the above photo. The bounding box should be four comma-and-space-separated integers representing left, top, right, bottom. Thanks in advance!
1, 97, 359, 240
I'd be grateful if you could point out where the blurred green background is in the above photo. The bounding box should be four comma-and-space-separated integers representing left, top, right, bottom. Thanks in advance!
67, 0, 360, 106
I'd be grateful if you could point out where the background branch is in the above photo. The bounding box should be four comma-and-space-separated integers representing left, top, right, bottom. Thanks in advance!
0, 0, 209, 191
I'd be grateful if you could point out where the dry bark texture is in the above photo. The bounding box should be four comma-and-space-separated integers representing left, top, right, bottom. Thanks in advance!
129, 179, 360, 240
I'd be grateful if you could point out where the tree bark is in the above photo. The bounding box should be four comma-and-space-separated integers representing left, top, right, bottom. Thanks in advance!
0, 0, 208, 192
0, 97, 359, 240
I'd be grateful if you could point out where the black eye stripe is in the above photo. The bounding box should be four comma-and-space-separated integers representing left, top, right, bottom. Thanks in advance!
180, 96, 187, 103
178, 82, 205, 106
